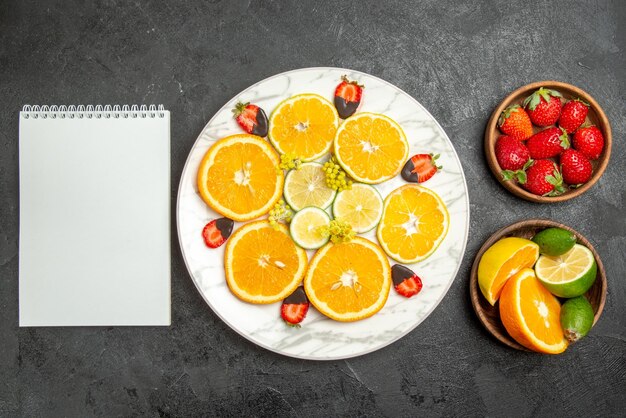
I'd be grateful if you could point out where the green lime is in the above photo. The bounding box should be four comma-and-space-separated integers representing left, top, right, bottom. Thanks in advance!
284, 162, 336, 211
560, 296, 594, 343
531, 227, 576, 256
535, 244, 597, 298
289, 206, 331, 250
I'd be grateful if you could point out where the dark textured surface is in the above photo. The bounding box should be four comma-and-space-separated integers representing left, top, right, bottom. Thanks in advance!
1, 1, 625, 416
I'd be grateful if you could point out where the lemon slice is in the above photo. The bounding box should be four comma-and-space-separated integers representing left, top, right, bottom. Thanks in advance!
289, 207, 331, 250
332, 183, 383, 233
535, 244, 597, 298
283, 162, 336, 211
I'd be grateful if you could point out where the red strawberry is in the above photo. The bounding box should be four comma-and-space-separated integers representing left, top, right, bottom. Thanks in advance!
498, 105, 533, 140
522, 87, 563, 126
526, 127, 569, 159
202, 217, 234, 248
401, 153, 441, 183
495, 136, 530, 171
521, 159, 565, 196
280, 287, 309, 327
392, 265, 423, 298
560, 149, 593, 185
573, 125, 605, 160
334, 75, 363, 119
232, 102, 268, 137
558, 99, 589, 133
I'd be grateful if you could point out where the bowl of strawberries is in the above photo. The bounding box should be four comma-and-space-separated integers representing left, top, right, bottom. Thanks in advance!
485, 81, 612, 203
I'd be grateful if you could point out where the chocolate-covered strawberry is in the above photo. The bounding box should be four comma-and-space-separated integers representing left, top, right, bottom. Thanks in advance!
401, 153, 441, 183
559, 99, 589, 133
560, 149, 593, 185
202, 217, 234, 248
573, 125, 604, 160
527, 127, 569, 159
280, 287, 309, 327
522, 87, 563, 126
232, 102, 268, 137
334, 76, 363, 119
391, 265, 423, 298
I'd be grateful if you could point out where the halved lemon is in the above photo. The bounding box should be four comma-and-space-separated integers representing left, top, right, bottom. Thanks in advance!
224, 220, 307, 304
332, 183, 383, 233
197, 134, 283, 221
477, 237, 539, 305
376, 184, 449, 264
334, 113, 409, 184
535, 244, 597, 298
268, 94, 339, 161
499, 268, 568, 354
304, 236, 391, 322
283, 162, 336, 211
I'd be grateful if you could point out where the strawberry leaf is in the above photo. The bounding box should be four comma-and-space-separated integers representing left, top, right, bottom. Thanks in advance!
559, 127, 570, 148
501, 170, 515, 181
515, 170, 527, 184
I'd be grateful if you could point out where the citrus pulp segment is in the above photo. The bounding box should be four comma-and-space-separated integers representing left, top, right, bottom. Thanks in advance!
289, 206, 331, 250
268, 94, 339, 161
535, 244, 597, 298
197, 134, 283, 221
334, 112, 409, 184
283, 162, 336, 211
224, 220, 308, 304
332, 183, 383, 233
499, 268, 568, 354
304, 237, 391, 322
376, 184, 449, 264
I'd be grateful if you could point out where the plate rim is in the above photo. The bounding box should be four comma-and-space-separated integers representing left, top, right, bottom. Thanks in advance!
176, 66, 471, 360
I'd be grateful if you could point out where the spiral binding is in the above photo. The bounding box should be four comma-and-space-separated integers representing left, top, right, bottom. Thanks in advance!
21, 104, 166, 119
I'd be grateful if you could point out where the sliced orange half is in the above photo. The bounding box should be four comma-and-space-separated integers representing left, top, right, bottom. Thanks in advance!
477, 237, 539, 305
334, 112, 409, 184
268, 94, 339, 161
499, 268, 568, 354
197, 134, 283, 221
304, 237, 391, 322
376, 184, 449, 264
224, 220, 308, 304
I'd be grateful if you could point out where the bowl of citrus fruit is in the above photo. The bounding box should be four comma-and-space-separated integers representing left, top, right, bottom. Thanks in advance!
177, 67, 470, 359
485, 81, 611, 203
470, 219, 606, 353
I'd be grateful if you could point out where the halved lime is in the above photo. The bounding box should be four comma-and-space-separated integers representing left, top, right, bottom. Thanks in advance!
332, 183, 383, 233
289, 207, 331, 249
284, 162, 336, 211
535, 244, 597, 298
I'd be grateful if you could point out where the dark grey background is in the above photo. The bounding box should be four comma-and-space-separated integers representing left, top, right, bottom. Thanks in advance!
1, 1, 625, 416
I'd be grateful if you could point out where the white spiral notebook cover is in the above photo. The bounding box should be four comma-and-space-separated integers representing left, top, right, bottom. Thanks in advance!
19, 105, 171, 326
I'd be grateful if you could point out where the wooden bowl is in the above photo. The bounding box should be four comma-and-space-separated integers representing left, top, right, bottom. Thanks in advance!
485, 81, 612, 203
469, 219, 607, 351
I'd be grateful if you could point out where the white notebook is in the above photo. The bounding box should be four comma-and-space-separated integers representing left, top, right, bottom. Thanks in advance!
19, 105, 171, 326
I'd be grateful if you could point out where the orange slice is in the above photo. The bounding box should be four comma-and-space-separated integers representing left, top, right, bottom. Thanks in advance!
268, 94, 339, 161
197, 134, 283, 221
499, 268, 568, 354
334, 113, 409, 184
224, 220, 307, 304
477, 237, 540, 305
304, 237, 391, 322
376, 184, 449, 264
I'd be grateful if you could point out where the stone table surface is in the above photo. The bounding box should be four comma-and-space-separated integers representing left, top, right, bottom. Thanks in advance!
1, 1, 625, 416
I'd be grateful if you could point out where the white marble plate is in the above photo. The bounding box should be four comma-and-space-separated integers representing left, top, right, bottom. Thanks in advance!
177, 67, 469, 360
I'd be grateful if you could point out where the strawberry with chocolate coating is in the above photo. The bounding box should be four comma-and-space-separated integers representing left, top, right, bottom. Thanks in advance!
521, 159, 565, 196
202, 217, 234, 248
498, 105, 533, 141
573, 125, 604, 160
560, 149, 593, 185
232, 102, 268, 137
334, 76, 363, 119
401, 153, 441, 183
559, 99, 589, 133
391, 264, 423, 298
523, 87, 563, 126
527, 127, 569, 159
280, 287, 309, 327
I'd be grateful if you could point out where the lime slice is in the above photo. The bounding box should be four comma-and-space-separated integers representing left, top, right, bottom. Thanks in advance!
535, 244, 597, 298
284, 162, 336, 211
332, 183, 383, 233
289, 207, 331, 249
